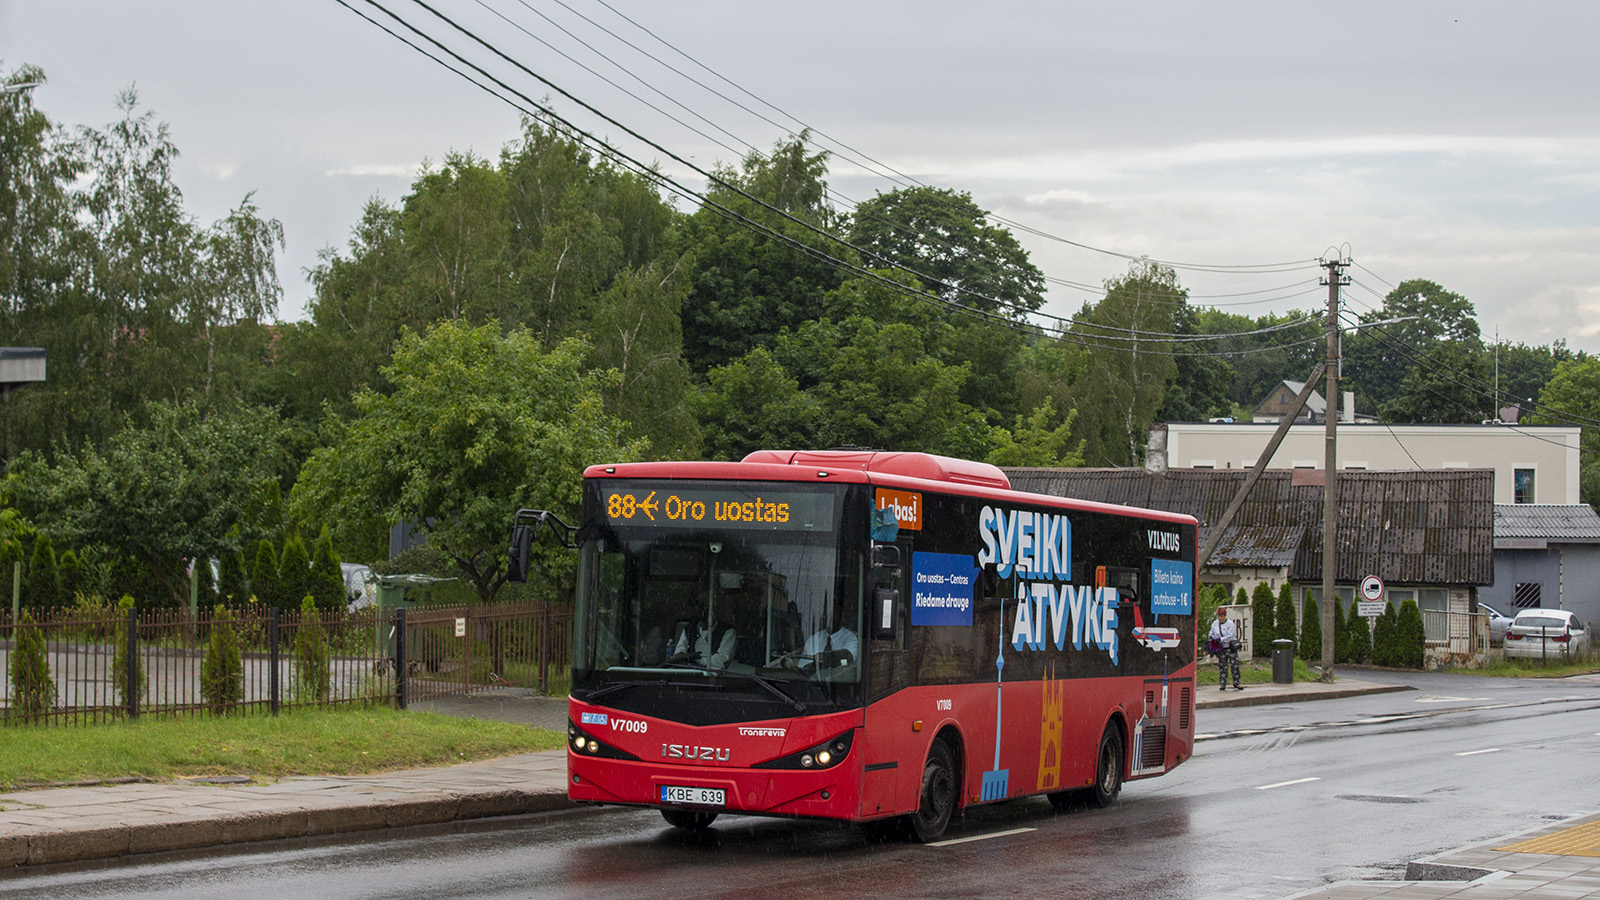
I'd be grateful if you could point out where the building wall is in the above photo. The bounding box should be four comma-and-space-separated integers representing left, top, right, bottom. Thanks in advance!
1484, 544, 1600, 632
1163, 423, 1580, 504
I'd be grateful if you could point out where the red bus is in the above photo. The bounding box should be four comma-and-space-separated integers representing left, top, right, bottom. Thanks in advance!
509, 450, 1197, 841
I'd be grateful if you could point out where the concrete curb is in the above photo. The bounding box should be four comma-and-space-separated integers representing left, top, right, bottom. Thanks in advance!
1197, 682, 1410, 709
1, 788, 577, 868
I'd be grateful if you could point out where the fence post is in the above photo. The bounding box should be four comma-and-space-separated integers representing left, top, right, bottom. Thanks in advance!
269, 607, 281, 715
539, 601, 550, 695
395, 607, 408, 710
11, 559, 18, 622
126, 606, 139, 720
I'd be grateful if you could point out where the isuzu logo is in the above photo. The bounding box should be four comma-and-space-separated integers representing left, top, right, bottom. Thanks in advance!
662, 743, 731, 761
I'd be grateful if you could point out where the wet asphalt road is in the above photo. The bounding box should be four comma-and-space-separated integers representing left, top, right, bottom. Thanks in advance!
4, 671, 1598, 900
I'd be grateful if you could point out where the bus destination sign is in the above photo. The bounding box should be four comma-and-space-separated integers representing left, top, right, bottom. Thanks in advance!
601, 485, 835, 533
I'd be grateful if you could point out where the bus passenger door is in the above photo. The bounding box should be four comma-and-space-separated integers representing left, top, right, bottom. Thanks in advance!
861, 538, 913, 818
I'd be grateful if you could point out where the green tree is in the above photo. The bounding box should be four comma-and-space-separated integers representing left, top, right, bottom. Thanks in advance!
200, 605, 243, 714
251, 539, 280, 609
1057, 260, 1184, 466
308, 526, 346, 611
1372, 602, 1399, 666
847, 186, 1045, 320
8, 609, 54, 722
586, 261, 698, 459
1275, 582, 1298, 650
290, 321, 645, 603
1299, 593, 1322, 661
24, 533, 62, 610
1344, 278, 1481, 417
985, 400, 1085, 468
1345, 599, 1371, 664
1250, 582, 1277, 657
1531, 356, 1600, 509
293, 596, 331, 703
218, 538, 249, 603
1394, 599, 1426, 669
6, 402, 287, 605
676, 133, 848, 373
276, 533, 311, 612
1380, 340, 1492, 423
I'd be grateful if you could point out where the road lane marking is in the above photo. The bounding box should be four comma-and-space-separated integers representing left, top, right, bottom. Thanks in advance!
928, 827, 1035, 847
1256, 777, 1320, 791
1456, 748, 1502, 757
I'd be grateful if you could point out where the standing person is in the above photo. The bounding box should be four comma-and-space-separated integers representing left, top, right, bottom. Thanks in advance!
1209, 606, 1243, 691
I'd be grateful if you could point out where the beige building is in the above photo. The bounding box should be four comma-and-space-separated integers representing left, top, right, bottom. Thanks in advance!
1151, 422, 1580, 505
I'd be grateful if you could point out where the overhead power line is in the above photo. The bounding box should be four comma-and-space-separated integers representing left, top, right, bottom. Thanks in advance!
335, 0, 1345, 354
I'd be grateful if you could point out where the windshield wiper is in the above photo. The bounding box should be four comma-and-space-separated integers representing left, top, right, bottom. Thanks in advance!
584, 678, 711, 702
607, 664, 806, 713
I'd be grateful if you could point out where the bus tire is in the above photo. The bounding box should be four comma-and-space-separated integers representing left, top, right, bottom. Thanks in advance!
661, 809, 718, 830
1087, 722, 1123, 808
909, 739, 957, 843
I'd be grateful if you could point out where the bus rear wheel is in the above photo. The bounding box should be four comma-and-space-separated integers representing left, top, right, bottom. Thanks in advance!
908, 739, 956, 842
1087, 722, 1123, 808
661, 809, 719, 830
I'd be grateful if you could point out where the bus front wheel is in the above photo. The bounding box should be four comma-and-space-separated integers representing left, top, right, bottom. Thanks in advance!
661, 809, 718, 830
909, 739, 957, 842
1087, 722, 1123, 808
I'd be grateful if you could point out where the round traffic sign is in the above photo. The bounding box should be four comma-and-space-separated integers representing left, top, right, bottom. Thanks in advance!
1360, 575, 1385, 601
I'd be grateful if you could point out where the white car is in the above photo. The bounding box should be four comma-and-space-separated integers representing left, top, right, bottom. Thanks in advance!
1502, 608, 1589, 660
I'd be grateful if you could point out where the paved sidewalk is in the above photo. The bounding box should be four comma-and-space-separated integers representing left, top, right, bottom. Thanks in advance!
1195, 675, 1411, 710
1283, 811, 1600, 899
0, 749, 575, 868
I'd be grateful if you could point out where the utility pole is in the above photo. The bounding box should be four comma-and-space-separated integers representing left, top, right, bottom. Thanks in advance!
1319, 255, 1349, 681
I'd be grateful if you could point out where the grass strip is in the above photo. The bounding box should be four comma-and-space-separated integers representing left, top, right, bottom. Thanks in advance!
0, 706, 562, 790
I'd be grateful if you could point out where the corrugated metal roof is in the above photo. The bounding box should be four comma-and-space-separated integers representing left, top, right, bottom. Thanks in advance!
1005, 467, 1495, 586
1494, 504, 1600, 543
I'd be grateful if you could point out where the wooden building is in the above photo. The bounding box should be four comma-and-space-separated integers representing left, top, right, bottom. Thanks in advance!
1004, 467, 1496, 666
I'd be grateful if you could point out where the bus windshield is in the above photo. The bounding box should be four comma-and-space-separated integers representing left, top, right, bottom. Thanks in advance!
572, 480, 865, 718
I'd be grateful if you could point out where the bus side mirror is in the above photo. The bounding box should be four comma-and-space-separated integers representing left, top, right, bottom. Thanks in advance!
873, 585, 898, 640
508, 523, 532, 583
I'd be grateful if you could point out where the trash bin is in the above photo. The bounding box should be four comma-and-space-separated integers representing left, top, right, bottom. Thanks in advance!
373, 574, 453, 668
1271, 638, 1295, 683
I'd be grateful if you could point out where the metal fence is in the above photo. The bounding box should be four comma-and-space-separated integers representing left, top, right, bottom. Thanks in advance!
0, 601, 572, 726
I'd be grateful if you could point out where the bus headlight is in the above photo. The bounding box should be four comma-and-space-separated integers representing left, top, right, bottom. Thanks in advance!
754, 729, 855, 770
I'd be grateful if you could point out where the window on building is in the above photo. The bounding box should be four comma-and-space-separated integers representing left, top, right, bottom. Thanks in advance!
1419, 588, 1447, 644
1513, 582, 1542, 609
1514, 468, 1535, 504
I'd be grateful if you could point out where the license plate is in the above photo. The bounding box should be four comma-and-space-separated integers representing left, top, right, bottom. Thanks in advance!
661, 785, 725, 806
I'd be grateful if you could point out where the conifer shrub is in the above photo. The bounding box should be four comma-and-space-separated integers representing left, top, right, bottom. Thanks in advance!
1275, 581, 1298, 651
219, 543, 250, 603
1345, 597, 1372, 664
1372, 603, 1399, 666
1332, 595, 1349, 662
309, 527, 347, 610
1299, 591, 1322, 660
24, 534, 62, 610
110, 594, 145, 707
1251, 582, 1277, 656
200, 605, 244, 714
277, 534, 312, 612
9, 610, 55, 721
294, 596, 332, 703
252, 540, 281, 610
1395, 599, 1426, 668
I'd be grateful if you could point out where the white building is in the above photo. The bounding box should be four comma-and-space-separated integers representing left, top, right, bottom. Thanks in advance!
1152, 422, 1581, 506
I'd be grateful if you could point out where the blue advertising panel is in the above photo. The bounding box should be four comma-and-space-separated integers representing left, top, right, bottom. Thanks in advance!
911, 551, 977, 627
1150, 558, 1193, 615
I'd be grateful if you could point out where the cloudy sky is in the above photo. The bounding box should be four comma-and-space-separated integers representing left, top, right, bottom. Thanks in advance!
5, 1, 1600, 352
